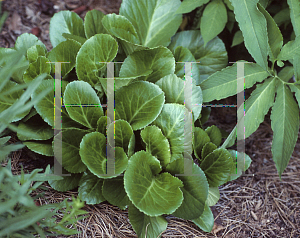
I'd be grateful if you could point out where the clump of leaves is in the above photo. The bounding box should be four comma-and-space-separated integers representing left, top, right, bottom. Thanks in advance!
0, 160, 88, 237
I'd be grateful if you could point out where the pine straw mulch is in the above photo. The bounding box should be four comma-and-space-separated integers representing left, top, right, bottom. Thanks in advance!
1, 0, 300, 237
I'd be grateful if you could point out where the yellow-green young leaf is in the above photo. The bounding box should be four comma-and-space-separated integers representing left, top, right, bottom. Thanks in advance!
278, 37, 300, 61
287, 0, 300, 37
231, 30, 244, 47
270, 83, 299, 179
175, 0, 210, 14
230, 0, 268, 71
200, 62, 269, 102
237, 77, 276, 139
257, 3, 283, 62
200, 0, 227, 46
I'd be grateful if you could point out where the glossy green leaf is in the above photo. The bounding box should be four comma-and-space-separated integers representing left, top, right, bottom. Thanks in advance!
14, 33, 46, 56
155, 74, 202, 122
200, 0, 227, 46
168, 30, 228, 83
192, 204, 214, 233
102, 13, 145, 56
96, 116, 111, 136
119, 47, 175, 83
27, 45, 47, 63
102, 176, 130, 210
23, 56, 52, 83
64, 81, 104, 129
206, 187, 219, 206
107, 119, 133, 154
53, 129, 88, 173
176, 0, 210, 14
78, 172, 106, 204
278, 66, 294, 82
200, 148, 234, 187
200, 62, 269, 102
151, 104, 186, 157
76, 34, 118, 87
62, 33, 87, 45
193, 127, 211, 160
84, 9, 107, 38
270, 82, 299, 179
166, 157, 208, 220
289, 84, 300, 107
201, 142, 217, 160
47, 39, 81, 78
128, 203, 167, 238
226, 150, 252, 182
205, 125, 222, 147
24, 141, 53, 156
140, 125, 171, 168
49, 10, 85, 48
17, 120, 53, 141
119, 0, 182, 48
115, 81, 165, 130
48, 168, 82, 192
124, 150, 183, 216
80, 132, 128, 178
230, 0, 268, 70
278, 37, 300, 61
237, 77, 276, 139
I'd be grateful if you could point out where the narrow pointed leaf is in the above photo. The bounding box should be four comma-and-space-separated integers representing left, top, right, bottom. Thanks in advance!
287, 0, 300, 37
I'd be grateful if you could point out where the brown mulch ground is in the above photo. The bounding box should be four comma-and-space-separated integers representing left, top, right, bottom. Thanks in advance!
1, 0, 300, 237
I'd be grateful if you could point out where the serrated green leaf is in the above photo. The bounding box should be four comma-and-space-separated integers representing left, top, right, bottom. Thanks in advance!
289, 84, 300, 107
115, 81, 165, 131
124, 150, 183, 216
49, 11, 85, 48
80, 132, 128, 178
230, 0, 268, 70
201, 142, 217, 160
155, 74, 202, 122
63, 81, 103, 129
76, 34, 118, 87
201, 0, 227, 46
278, 66, 294, 82
84, 9, 107, 38
200, 62, 269, 102
166, 157, 209, 220
278, 37, 300, 61
287, 0, 300, 37
175, 0, 210, 14
141, 125, 171, 168
78, 172, 105, 204
205, 125, 222, 147
102, 176, 130, 210
270, 82, 299, 179
128, 203, 167, 238
47, 39, 81, 78
231, 30, 244, 47
200, 148, 234, 187
192, 204, 214, 233
237, 77, 276, 139
119, 0, 182, 48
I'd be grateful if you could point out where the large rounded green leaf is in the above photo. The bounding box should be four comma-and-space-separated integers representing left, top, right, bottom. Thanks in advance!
17, 120, 53, 141
119, 47, 175, 83
23, 56, 52, 83
47, 39, 81, 78
107, 119, 133, 154
206, 187, 220, 206
150, 103, 186, 158
24, 141, 53, 156
14, 33, 46, 56
192, 204, 214, 233
53, 129, 88, 173
168, 30, 227, 84
124, 150, 183, 216
115, 81, 165, 130
80, 132, 128, 178
0, 81, 31, 122
49, 11, 85, 48
205, 125, 222, 147
119, 0, 182, 48
63, 81, 104, 129
78, 172, 106, 204
166, 156, 209, 220
193, 127, 211, 160
76, 34, 118, 87
84, 9, 107, 38
200, 148, 234, 187
155, 74, 202, 122
140, 125, 171, 168
128, 203, 168, 238
102, 176, 130, 210
48, 168, 83, 192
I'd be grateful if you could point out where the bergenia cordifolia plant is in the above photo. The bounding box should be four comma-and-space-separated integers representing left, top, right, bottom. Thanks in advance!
0, 0, 255, 237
